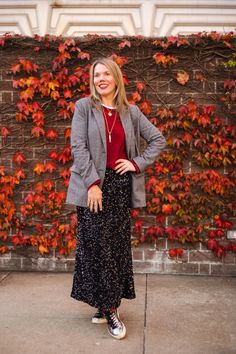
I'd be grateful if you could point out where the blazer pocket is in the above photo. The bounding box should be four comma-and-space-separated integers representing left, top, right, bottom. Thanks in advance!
70, 164, 81, 175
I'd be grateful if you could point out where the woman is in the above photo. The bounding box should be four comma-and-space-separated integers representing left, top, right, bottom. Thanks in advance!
66, 57, 166, 340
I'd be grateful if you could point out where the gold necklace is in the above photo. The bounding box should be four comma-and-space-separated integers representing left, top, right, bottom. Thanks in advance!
102, 107, 117, 143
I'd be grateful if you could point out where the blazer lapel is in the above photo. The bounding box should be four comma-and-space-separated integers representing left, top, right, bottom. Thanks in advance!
92, 106, 107, 153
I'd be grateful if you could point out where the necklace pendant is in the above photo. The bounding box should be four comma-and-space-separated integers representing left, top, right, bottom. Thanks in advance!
109, 134, 111, 143
108, 111, 112, 116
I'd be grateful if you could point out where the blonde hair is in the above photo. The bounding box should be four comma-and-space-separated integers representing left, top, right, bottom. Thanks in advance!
89, 57, 130, 113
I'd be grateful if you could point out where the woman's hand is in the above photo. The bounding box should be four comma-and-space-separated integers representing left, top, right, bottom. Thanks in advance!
87, 185, 102, 213
115, 159, 136, 174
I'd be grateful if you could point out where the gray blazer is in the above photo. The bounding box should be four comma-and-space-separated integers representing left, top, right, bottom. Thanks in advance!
65, 97, 166, 208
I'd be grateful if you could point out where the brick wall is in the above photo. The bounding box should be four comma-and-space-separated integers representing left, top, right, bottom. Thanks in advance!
0, 36, 235, 276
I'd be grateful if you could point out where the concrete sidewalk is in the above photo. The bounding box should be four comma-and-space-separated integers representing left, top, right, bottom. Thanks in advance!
0, 272, 236, 354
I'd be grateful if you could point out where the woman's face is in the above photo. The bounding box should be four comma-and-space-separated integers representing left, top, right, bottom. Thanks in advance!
93, 63, 116, 101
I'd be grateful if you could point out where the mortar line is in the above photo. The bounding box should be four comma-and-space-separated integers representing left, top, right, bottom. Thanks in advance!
142, 273, 148, 354
0, 272, 11, 283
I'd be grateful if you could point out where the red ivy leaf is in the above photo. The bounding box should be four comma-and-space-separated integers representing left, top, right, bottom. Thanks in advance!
31, 126, 45, 138
1, 127, 11, 138
11, 63, 21, 74
13, 152, 27, 165
224, 80, 235, 90
77, 51, 90, 60
48, 150, 58, 160
34, 163, 45, 175
136, 81, 146, 92
63, 89, 72, 98
118, 40, 131, 49
110, 54, 128, 67
64, 128, 71, 140
132, 91, 141, 102
45, 128, 58, 140
140, 100, 152, 115
45, 162, 57, 173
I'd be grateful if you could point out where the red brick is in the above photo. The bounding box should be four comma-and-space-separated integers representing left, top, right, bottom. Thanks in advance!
223, 253, 236, 264
189, 250, 221, 263
0, 81, 13, 90
132, 249, 144, 261
211, 264, 236, 276
164, 262, 199, 275
199, 263, 210, 275
2, 92, 13, 102
133, 261, 164, 273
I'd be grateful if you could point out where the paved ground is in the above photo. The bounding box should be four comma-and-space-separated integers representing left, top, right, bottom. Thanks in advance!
0, 272, 236, 354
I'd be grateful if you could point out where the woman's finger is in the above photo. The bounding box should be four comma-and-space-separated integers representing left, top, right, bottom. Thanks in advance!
98, 198, 102, 211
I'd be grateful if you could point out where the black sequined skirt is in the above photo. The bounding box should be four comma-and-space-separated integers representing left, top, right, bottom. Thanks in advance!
70, 168, 136, 309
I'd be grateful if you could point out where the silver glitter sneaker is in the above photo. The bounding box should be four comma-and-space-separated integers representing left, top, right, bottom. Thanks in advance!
104, 309, 126, 340
91, 309, 107, 324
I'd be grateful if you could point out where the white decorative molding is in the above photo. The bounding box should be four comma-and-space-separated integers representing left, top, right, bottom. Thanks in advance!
0, 0, 235, 37
153, 1, 236, 36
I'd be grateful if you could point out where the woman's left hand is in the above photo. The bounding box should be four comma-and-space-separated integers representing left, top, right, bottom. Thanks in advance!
115, 159, 136, 174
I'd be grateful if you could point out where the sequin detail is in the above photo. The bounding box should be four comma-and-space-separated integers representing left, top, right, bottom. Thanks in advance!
70, 168, 136, 309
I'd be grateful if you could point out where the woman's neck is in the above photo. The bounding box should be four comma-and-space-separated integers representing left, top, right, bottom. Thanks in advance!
101, 97, 115, 108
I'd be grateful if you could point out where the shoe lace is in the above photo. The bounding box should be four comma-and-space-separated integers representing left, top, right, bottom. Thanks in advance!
109, 312, 121, 328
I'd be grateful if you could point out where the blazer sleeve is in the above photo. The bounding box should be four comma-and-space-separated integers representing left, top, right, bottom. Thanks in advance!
131, 105, 166, 172
70, 99, 100, 189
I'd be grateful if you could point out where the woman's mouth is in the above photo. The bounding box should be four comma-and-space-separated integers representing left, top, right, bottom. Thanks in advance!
99, 84, 108, 89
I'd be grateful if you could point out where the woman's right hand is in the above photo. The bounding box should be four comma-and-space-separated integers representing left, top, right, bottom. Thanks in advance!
87, 185, 102, 213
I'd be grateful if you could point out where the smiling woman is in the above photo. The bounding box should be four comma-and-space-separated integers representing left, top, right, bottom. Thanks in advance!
66, 57, 166, 340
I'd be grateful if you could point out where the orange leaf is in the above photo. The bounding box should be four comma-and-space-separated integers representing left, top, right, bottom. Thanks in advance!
48, 80, 60, 91
110, 54, 128, 67
63, 89, 72, 98
51, 91, 60, 100
31, 126, 45, 138
44, 180, 55, 191
14, 168, 25, 180
35, 182, 44, 193
60, 168, 71, 179
198, 114, 210, 127
0, 231, 8, 241
48, 150, 58, 160
19, 59, 38, 73
176, 71, 189, 85
39, 244, 49, 255
140, 100, 152, 115
34, 163, 45, 175
153, 52, 178, 67
45, 128, 58, 140
77, 51, 90, 60
132, 91, 141, 102
136, 81, 146, 92
11, 63, 21, 74
0, 165, 5, 176
162, 204, 173, 215
34, 194, 46, 206
45, 162, 57, 173
20, 87, 34, 101
32, 111, 45, 126
58, 108, 71, 119
13, 152, 27, 165
64, 128, 71, 140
